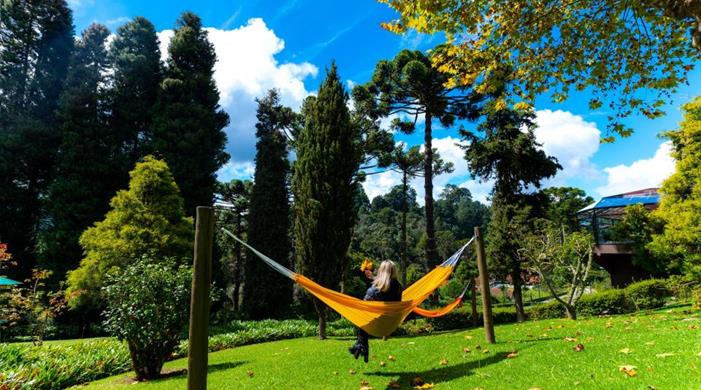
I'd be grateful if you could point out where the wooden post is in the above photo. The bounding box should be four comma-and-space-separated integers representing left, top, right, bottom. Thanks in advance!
474, 226, 495, 344
188, 207, 214, 390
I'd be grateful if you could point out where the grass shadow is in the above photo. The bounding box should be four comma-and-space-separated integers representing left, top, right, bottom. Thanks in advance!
365, 346, 531, 389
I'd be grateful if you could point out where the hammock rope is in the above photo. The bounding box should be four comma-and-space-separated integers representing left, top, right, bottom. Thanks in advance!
222, 229, 474, 337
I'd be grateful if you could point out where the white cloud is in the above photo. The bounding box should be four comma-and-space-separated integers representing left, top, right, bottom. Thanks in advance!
596, 141, 675, 197
156, 18, 318, 181
533, 109, 601, 184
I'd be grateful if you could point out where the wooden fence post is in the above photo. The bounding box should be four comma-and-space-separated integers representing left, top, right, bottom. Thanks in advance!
188, 207, 214, 390
474, 226, 496, 344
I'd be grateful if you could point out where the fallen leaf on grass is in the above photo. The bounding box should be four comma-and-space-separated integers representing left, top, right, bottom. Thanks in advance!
359, 386, 374, 390
506, 352, 518, 358
411, 377, 425, 386
645, 341, 655, 346
463, 347, 471, 353
439, 359, 449, 365
333, 371, 338, 375
349, 369, 357, 375
564, 337, 578, 342
414, 384, 435, 389
475, 344, 481, 350
528, 388, 544, 390
696, 351, 701, 357
380, 361, 386, 367
247, 369, 254, 378
464, 335, 473, 340
573, 344, 585, 352
656, 352, 675, 358
388, 380, 401, 388
360, 379, 370, 386
482, 349, 490, 354
388, 355, 396, 361
619, 365, 637, 377
619, 348, 632, 354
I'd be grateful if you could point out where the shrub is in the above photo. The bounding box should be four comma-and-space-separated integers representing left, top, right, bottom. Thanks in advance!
666, 274, 697, 300
624, 279, 672, 309
577, 289, 634, 316
693, 286, 701, 309
103, 259, 191, 380
0, 339, 130, 389
424, 306, 517, 331
527, 301, 565, 320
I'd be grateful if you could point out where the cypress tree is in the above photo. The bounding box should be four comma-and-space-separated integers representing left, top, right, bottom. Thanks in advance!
151, 12, 229, 214
293, 64, 362, 338
41, 23, 115, 280
66, 156, 193, 310
0, 0, 74, 278
243, 90, 295, 319
109, 16, 162, 168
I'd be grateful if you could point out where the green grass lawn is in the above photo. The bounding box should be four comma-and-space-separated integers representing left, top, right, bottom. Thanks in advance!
78, 306, 701, 389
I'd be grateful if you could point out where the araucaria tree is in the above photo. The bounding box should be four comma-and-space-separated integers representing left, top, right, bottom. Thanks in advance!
217, 179, 252, 311
294, 64, 362, 338
380, 0, 701, 139
66, 156, 193, 309
0, 0, 74, 278
152, 12, 229, 214
464, 105, 560, 321
244, 90, 295, 319
43, 23, 115, 281
650, 96, 701, 278
357, 49, 482, 267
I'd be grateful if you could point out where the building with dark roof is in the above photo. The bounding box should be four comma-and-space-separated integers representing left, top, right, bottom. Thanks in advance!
577, 188, 660, 287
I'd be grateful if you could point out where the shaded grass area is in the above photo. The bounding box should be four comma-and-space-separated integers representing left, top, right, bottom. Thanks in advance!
79, 306, 701, 389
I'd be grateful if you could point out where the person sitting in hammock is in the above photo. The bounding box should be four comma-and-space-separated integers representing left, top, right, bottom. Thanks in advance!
348, 260, 403, 363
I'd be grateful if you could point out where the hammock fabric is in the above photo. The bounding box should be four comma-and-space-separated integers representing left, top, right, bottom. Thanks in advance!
223, 229, 472, 337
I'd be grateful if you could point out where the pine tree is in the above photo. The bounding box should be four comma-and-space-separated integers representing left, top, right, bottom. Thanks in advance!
42, 23, 115, 281
66, 156, 193, 310
243, 90, 295, 319
109, 16, 162, 168
151, 12, 229, 214
463, 105, 560, 322
0, 0, 74, 278
293, 64, 362, 338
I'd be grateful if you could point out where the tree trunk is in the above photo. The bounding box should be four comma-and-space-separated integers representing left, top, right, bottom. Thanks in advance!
401, 171, 408, 285
233, 213, 243, 311
423, 112, 439, 267
470, 280, 478, 326
314, 299, 327, 339
511, 264, 526, 322
564, 304, 577, 320
128, 341, 166, 381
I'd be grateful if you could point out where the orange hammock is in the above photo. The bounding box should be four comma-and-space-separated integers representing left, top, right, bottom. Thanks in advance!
223, 230, 472, 337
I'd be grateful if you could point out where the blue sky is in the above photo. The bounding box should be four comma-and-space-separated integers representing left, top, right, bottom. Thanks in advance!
68, 0, 701, 203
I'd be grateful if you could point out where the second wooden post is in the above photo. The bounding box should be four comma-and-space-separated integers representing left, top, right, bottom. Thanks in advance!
188, 206, 214, 390
474, 226, 495, 344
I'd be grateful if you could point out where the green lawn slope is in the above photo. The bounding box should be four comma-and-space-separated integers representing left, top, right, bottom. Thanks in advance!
78, 306, 701, 389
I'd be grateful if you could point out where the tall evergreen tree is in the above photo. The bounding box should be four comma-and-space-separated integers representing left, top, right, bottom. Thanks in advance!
294, 64, 362, 338
463, 105, 560, 322
109, 16, 162, 168
217, 179, 252, 311
42, 23, 114, 280
244, 90, 295, 319
0, 0, 74, 278
356, 50, 485, 267
151, 12, 229, 214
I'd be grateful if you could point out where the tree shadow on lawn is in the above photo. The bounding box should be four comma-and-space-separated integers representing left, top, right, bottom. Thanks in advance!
365, 347, 530, 389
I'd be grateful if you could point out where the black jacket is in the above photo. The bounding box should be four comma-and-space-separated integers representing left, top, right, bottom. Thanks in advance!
364, 279, 403, 302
